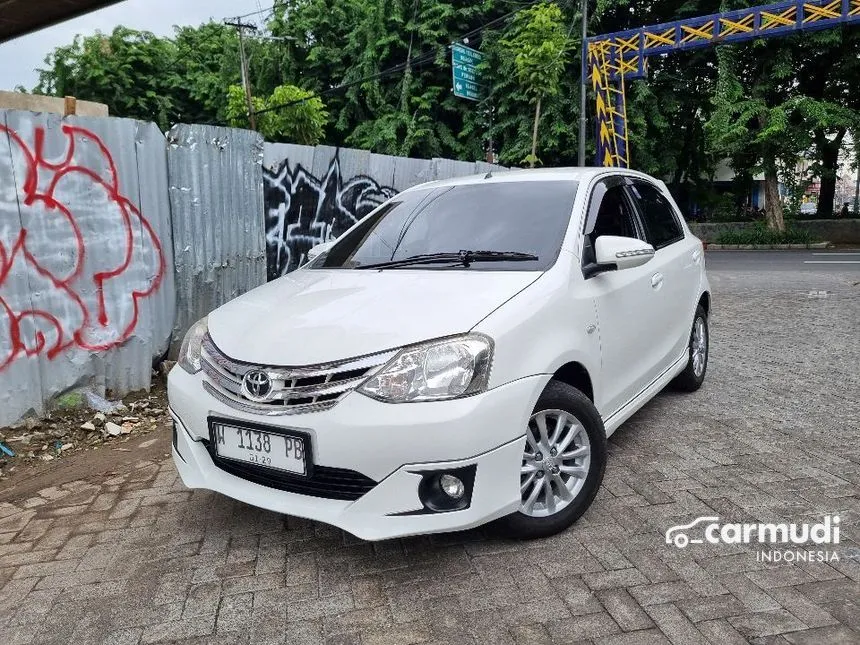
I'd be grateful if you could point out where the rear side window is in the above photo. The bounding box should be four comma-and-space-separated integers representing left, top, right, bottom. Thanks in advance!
629, 181, 684, 249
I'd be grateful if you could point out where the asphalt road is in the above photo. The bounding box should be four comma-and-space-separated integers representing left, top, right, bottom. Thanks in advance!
706, 249, 860, 272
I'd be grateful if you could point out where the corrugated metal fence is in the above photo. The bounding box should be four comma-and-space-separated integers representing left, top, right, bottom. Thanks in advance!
0, 111, 174, 424
167, 125, 266, 348
0, 112, 505, 425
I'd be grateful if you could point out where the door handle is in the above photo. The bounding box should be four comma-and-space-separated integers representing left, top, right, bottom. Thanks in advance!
651, 273, 664, 289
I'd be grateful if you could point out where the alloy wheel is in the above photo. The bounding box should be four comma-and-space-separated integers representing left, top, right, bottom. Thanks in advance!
692, 317, 707, 378
520, 409, 591, 517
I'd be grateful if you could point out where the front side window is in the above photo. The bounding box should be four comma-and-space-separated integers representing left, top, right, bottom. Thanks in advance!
589, 186, 639, 240
313, 180, 579, 271
582, 181, 641, 265
629, 181, 684, 249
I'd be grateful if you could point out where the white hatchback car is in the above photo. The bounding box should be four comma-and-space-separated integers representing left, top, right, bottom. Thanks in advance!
169, 168, 710, 540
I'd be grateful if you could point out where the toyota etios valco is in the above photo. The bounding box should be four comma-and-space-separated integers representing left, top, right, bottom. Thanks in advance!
168, 168, 711, 540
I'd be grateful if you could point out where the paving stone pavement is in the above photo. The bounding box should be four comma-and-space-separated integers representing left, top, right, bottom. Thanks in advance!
1, 264, 859, 645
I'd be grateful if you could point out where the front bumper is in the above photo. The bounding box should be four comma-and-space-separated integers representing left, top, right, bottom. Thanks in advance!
168, 368, 548, 540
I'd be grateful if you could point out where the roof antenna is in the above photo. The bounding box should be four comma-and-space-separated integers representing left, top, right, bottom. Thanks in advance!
484, 170, 493, 179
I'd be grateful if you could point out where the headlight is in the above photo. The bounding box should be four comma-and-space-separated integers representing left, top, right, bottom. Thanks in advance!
358, 334, 493, 402
178, 317, 208, 374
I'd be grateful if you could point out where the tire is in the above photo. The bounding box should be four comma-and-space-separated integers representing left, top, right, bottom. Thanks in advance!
495, 380, 607, 540
671, 305, 709, 392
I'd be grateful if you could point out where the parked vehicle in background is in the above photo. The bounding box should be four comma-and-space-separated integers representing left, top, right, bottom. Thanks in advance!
169, 168, 711, 540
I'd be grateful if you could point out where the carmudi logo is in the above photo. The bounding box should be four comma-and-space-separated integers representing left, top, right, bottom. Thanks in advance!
665, 515, 840, 548
665, 515, 842, 562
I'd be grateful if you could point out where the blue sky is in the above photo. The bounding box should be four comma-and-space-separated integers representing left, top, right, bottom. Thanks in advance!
0, 0, 265, 91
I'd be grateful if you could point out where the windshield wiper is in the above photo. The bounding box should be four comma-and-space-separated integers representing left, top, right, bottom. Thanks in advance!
354, 250, 539, 270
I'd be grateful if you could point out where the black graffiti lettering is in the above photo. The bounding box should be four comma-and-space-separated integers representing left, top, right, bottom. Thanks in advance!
264, 153, 397, 279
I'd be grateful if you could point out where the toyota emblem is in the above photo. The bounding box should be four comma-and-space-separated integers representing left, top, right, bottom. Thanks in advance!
242, 370, 272, 401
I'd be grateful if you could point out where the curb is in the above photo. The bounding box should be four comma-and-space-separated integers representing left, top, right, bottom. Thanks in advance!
703, 242, 831, 250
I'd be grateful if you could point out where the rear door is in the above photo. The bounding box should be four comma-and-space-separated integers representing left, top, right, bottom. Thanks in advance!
625, 179, 699, 373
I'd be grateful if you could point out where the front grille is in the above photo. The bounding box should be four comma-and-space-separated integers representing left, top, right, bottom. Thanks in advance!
201, 334, 396, 416
204, 440, 377, 501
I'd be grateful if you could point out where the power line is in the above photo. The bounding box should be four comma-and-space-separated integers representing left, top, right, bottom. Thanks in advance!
230, 1, 281, 22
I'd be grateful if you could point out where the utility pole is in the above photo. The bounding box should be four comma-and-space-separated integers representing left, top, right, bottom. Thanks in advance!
486, 106, 495, 164
578, 0, 588, 167
225, 18, 258, 131
854, 141, 860, 215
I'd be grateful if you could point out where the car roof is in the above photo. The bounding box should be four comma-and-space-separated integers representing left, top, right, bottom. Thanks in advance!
399, 166, 661, 194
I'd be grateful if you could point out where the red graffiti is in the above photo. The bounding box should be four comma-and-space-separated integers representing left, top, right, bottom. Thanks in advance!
0, 123, 165, 371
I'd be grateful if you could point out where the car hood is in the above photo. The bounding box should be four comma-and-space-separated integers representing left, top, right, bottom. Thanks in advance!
207, 268, 542, 365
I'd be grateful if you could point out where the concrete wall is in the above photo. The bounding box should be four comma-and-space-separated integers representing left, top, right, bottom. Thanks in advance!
794, 219, 860, 245
0, 110, 175, 425
263, 143, 505, 278
0, 91, 109, 117
689, 219, 860, 244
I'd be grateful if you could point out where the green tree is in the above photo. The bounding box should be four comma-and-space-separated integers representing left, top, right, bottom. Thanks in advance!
172, 23, 242, 125
33, 23, 251, 129
226, 84, 329, 145
267, 0, 363, 143
705, 43, 811, 231
34, 27, 182, 130
793, 27, 860, 217
226, 84, 266, 129
500, 2, 569, 166
267, 0, 515, 159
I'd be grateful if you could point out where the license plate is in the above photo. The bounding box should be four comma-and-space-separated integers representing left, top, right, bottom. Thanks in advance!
209, 420, 309, 476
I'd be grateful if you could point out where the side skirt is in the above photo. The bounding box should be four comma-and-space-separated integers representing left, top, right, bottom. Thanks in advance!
603, 351, 689, 438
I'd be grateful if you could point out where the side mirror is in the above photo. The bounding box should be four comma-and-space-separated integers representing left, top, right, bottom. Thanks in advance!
596, 235, 655, 270
306, 241, 334, 264
584, 235, 655, 278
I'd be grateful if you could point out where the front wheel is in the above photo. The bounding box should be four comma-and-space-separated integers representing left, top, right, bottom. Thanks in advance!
672, 305, 709, 392
495, 381, 607, 540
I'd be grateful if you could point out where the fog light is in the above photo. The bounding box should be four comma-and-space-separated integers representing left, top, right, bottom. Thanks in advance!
439, 474, 465, 500
412, 466, 476, 514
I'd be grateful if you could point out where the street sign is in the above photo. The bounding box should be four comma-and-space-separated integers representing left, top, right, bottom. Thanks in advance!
451, 43, 484, 101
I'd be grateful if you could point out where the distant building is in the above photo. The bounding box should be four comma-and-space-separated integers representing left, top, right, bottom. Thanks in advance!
710, 159, 768, 210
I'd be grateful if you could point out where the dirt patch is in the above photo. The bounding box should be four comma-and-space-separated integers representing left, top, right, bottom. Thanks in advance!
0, 426, 173, 504
0, 376, 172, 484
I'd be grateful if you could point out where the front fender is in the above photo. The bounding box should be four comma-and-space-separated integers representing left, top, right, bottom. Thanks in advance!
472, 256, 604, 411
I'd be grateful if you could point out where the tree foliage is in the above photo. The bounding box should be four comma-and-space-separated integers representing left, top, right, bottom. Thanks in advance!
31, 0, 860, 219
500, 2, 569, 166
35, 27, 183, 130
226, 84, 328, 145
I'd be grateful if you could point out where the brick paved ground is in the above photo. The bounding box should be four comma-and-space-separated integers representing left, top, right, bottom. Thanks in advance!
1, 263, 859, 645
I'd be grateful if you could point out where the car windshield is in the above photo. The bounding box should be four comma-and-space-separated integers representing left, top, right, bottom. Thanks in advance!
311, 180, 579, 271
